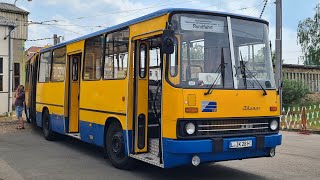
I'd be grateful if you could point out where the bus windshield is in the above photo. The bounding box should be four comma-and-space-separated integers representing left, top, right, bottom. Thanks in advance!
169, 13, 275, 89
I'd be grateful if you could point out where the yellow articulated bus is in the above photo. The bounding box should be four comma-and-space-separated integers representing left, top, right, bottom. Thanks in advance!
25, 8, 282, 169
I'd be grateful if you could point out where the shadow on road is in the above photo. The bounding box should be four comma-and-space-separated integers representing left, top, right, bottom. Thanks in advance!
29, 128, 264, 180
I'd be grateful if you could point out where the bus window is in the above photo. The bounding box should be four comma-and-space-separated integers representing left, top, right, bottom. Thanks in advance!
72, 57, 79, 81
38, 51, 51, 83
84, 35, 103, 80
169, 39, 178, 77
51, 47, 66, 82
139, 43, 147, 78
104, 28, 129, 79
25, 62, 30, 83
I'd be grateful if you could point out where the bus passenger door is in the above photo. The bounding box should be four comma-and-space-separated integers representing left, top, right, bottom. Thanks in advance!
68, 54, 81, 133
134, 41, 149, 153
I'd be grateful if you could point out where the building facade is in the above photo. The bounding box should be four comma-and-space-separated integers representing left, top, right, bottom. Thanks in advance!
283, 64, 320, 93
0, 3, 28, 115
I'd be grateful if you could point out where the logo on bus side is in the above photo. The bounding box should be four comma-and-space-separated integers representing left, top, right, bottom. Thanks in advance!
243, 106, 261, 111
202, 101, 217, 112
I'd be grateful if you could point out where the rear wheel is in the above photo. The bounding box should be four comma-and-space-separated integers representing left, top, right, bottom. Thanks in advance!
106, 121, 135, 170
42, 109, 56, 141
25, 105, 31, 123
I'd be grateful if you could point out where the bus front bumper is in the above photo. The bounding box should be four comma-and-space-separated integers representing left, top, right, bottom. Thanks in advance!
162, 133, 282, 168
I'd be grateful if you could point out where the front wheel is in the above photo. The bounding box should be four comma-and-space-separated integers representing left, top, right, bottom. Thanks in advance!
105, 121, 135, 170
42, 109, 56, 141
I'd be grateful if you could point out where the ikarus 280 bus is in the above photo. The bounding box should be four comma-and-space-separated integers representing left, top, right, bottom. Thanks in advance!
25, 8, 282, 169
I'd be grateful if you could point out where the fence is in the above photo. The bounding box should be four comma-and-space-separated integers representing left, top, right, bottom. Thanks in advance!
283, 64, 320, 93
281, 105, 320, 130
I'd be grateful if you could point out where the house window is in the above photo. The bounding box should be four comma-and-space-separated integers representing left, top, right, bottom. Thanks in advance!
13, 63, 20, 90
0, 57, 3, 91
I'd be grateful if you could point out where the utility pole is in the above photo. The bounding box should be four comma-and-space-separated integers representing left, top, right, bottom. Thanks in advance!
275, 0, 282, 109
53, 34, 58, 45
7, 26, 15, 116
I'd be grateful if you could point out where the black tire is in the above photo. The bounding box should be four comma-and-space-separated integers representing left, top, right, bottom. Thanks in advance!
106, 121, 135, 170
42, 109, 56, 141
25, 105, 31, 123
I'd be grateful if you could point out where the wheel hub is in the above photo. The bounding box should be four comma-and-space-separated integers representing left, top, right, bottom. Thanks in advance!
111, 132, 124, 158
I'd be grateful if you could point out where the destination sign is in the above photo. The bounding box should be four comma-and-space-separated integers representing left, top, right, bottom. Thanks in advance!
180, 16, 224, 33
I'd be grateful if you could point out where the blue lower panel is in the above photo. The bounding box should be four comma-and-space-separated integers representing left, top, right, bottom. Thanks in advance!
50, 114, 65, 134
79, 121, 104, 147
78, 121, 132, 152
123, 130, 133, 155
36, 112, 42, 127
163, 133, 282, 168
36, 111, 65, 134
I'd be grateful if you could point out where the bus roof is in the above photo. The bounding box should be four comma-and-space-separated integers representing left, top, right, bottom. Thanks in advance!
40, 8, 268, 53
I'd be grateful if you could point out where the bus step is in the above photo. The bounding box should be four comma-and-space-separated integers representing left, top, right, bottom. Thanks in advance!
130, 153, 163, 168
148, 138, 159, 157
65, 133, 81, 140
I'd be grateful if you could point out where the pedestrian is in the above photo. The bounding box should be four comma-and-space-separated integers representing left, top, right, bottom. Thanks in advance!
15, 85, 25, 129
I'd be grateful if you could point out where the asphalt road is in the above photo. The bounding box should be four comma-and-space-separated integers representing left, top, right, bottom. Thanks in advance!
0, 129, 320, 180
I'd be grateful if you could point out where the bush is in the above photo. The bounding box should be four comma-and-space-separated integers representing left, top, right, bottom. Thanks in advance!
282, 79, 309, 107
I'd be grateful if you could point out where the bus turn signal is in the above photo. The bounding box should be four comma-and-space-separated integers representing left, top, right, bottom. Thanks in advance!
270, 106, 277, 111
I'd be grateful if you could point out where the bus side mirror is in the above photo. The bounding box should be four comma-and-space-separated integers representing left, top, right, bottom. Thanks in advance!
162, 29, 175, 54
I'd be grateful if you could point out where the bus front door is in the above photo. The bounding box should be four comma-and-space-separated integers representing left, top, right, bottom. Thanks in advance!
68, 54, 81, 133
134, 41, 150, 153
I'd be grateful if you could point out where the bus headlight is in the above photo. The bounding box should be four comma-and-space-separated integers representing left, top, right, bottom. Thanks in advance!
185, 122, 196, 135
270, 120, 278, 130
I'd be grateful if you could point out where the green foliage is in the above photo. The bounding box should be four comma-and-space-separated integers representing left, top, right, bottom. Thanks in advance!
282, 79, 310, 107
297, 5, 320, 65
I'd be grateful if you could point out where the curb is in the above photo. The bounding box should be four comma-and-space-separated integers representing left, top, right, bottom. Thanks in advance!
281, 129, 320, 135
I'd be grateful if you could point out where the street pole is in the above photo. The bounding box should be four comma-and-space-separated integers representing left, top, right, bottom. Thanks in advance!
275, 0, 282, 110
7, 26, 15, 116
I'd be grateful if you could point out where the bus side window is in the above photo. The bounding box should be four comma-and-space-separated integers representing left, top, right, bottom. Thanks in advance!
51, 47, 66, 82
38, 51, 51, 83
83, 35, 103, 80
104, 28, 129, 79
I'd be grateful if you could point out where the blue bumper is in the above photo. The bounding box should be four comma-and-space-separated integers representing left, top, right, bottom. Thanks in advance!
162, 133, 282, 168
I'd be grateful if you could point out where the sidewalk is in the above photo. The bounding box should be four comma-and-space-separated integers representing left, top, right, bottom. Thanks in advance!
0, 115, 31, 135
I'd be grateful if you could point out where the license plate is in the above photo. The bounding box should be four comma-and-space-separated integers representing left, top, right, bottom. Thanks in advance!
229, 140, 252, 149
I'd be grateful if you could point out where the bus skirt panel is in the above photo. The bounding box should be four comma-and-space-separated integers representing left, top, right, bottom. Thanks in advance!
162, 133, 282, 168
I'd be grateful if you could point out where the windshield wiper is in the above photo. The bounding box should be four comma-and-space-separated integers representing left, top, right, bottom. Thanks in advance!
204, 48, 225, 96
240, 52, 247, 89
245, 68, 267, 96
239, 52, 267, 96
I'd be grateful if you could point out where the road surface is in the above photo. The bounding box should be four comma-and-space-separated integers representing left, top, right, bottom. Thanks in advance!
0, 129, 319, 180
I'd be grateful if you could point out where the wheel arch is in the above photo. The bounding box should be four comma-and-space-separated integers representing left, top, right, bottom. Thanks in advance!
104, 117, 124, 147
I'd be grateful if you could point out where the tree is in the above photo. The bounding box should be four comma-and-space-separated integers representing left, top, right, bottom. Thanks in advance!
282, 79, 309, 107
297, 5, 320, 65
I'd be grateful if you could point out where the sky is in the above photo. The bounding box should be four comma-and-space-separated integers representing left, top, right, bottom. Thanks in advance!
1, 0, 319, 64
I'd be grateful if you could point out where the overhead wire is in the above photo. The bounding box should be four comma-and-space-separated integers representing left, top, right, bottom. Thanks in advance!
248, 0, 266, 15
26, 36, 61, 42
259, 0, 269, 18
